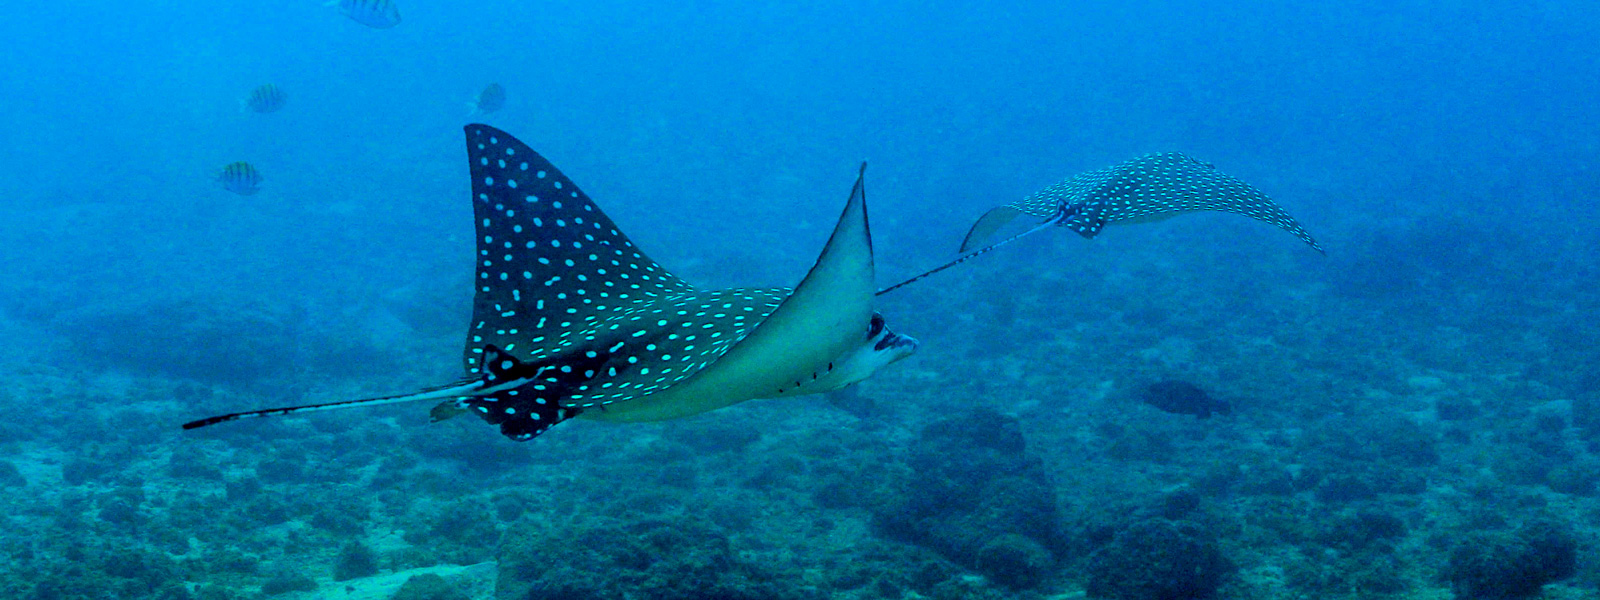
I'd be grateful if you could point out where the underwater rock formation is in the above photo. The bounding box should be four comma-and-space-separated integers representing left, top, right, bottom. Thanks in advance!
52, 296, 307, 383
1445, 519, 1577, 599
1138, 380, 1230, 419
393, 573, 471, 600
260, 568, 318, 595
0, 459, 27, 488
871, 408, 1063, 589
1086, 519, 1234, 600
495, 514, 807, 600
332, 541, 379, 581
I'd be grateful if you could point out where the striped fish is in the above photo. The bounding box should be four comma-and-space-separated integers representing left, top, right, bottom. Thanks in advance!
182, 125, 918, 442
879, 153, 1322, 295
243, 84, 287, 113
469, 83, 505, 117
329, 0, 400, 29
215, 162, 262, 196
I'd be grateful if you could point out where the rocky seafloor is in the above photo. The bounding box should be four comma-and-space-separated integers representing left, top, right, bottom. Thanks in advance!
1, 217, 1596, 600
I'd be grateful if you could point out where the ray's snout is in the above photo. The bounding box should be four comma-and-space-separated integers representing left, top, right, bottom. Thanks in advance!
874, 325, 918, 354
876, 331, 918, 352
798, 312, 916, 393
868, 313, 919, 356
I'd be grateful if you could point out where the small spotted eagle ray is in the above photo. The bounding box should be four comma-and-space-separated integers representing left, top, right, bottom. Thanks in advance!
185, 125, 918, 441
878, 152, 1323, 294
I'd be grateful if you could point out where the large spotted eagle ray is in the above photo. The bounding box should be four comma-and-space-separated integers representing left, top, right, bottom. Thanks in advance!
184, 125, 918, 441
877, 152, 1323, 294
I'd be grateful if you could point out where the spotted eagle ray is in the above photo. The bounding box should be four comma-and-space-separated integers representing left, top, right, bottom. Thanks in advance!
877, 152, 1323, 294
184, 125, 918, 441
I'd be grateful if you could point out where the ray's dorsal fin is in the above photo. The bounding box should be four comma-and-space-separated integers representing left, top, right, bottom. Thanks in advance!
462, 125, 692, 374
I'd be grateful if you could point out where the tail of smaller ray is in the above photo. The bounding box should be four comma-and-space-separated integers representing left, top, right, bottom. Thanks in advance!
879, 152, 1322, 295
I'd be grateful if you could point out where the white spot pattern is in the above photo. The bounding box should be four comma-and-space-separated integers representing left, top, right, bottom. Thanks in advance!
1008, 152, 1323, 253
466, 125, 694, 370
460, 125, 790, 419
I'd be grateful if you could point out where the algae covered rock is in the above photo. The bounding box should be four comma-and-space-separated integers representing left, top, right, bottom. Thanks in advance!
1138, 380, 1230, 418
973, 533, 1053, 589
50, 294, 396, 384
872, 409, 1062, 589
1444, 519, 1578, 599
260, 568, 318, 595
0, 459, 27, 487
1086, 519, 1234, 600
333, 541, 380, 581
52, 296, 307, 383
496, 514, 804, 600
392, 573, 470, 600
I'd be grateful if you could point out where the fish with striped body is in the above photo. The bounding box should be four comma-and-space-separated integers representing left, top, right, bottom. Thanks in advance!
184, 125, 918, 441
878, 152, 1322, 294
469, 83, 505, 117
328, 0, 400, 29
215, 161, 262, 196
243, 84, 287, 113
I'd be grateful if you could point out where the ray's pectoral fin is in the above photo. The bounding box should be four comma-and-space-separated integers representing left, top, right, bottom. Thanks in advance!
455, 345, 587, 441
710, 164, 881, 395
1061, 209, 1107, 239
585, 164, 918, 422
724, 164, 919, 397
431, 343, 608, 439
759, 163, 878, 353
958, 206, 1027, 253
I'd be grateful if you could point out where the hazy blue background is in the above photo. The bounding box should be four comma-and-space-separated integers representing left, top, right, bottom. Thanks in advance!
4, 0, 1595, 310
2, 1, 1599, 598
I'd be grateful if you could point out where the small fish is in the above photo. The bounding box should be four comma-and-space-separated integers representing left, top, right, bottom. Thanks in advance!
183, 125, 919, 442
243, 84, 287, 113
215, 162, 262, 196
469, 83, 505, 117
328, 0, 400, 29
878, 152, 1323, 294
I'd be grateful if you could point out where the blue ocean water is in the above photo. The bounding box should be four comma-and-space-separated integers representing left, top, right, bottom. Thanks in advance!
0, 1, 1597, 598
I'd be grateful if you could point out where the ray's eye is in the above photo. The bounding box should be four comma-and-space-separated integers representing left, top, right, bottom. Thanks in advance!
867, 313, 886, 337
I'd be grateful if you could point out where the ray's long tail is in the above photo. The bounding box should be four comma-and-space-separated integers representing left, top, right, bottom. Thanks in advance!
875, 215, 1060, 296
181, 379, 479, 430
